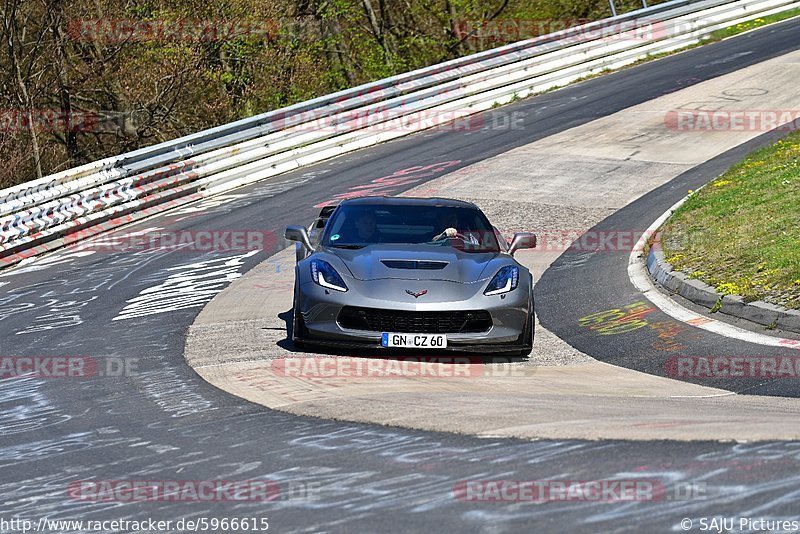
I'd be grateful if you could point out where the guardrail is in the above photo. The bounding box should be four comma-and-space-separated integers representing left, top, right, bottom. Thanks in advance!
1, 0, 798, 269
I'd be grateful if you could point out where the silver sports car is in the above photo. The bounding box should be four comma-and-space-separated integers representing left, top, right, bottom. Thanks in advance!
285, 197, 537, 355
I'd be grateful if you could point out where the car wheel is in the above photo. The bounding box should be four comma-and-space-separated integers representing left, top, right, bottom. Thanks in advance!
515, 289, 535, 357
292, 281, 306, 350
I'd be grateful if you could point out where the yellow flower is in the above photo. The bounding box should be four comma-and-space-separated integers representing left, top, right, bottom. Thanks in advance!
717, 282, 741, 295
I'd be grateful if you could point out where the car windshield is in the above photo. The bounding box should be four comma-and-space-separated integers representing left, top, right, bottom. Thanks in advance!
321, 203, 502, 253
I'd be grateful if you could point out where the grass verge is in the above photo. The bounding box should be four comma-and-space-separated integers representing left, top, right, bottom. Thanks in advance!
706, 7, 800, 41
661, 131, 800, 309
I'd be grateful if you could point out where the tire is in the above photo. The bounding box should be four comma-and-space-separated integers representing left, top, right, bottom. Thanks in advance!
514, 288, 535, 357
292, 280, 306, 350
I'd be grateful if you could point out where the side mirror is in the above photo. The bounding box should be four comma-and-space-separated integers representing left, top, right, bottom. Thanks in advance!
285, 225, 315, 253
508, 232, 537, 256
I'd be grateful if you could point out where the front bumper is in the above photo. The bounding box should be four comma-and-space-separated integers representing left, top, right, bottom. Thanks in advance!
295, 277, 531, 351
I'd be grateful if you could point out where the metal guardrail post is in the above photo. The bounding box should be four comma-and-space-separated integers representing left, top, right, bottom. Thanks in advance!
1, 0, 798, 269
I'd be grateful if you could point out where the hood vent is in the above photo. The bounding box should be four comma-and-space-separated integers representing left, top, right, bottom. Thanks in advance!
380, 259, 449, 270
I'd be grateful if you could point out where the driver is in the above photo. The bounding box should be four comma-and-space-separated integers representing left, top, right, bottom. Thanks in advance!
354, 210, 382, 243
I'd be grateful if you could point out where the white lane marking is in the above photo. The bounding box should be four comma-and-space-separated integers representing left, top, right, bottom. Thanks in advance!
0, 250, 96, 277
14, 295, 99, 335
105, 245, 181, 292
668, 393, 737, 398
112, 250, 258, 321
169, 194, 248, 222
628, 194, 800, 350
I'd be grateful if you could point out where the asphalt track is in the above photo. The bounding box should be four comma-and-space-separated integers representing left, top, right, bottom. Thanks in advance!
538, 124, 800, 397
2, 17, 800, 532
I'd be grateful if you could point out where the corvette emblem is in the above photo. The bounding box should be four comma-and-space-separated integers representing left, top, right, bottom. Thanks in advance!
405, 289, 428, 298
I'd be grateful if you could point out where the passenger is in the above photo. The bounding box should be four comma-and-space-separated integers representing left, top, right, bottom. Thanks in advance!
432, 211, 459, 241
432, 211, 479, 245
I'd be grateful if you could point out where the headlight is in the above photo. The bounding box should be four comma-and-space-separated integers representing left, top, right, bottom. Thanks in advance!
310, 260, 348, 292
484, 265, 519, 295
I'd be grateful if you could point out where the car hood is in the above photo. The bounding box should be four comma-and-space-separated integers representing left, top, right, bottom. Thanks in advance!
325, 244, 500, 283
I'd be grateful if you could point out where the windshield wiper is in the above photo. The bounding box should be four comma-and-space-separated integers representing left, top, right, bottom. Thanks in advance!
329, 243, 366, 249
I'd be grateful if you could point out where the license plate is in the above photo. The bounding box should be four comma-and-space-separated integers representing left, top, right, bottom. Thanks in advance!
381, 332, 447, 348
